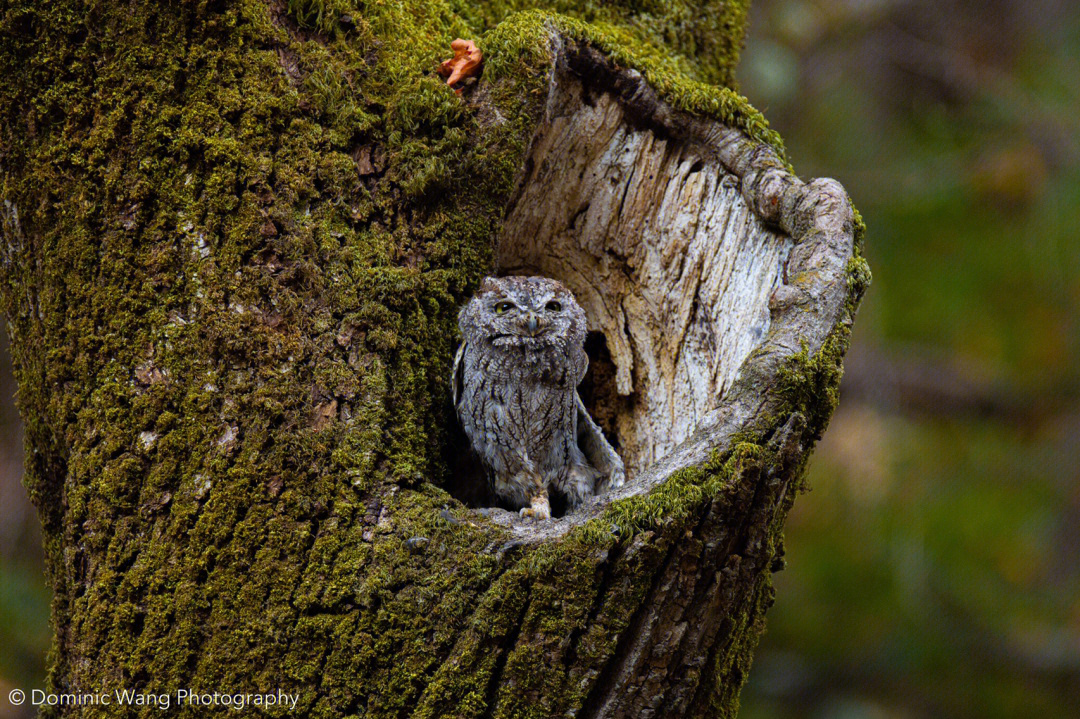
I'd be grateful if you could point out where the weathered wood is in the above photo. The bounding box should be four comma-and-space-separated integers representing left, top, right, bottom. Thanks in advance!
500, 40, 792, 477
488, 39, 859, 544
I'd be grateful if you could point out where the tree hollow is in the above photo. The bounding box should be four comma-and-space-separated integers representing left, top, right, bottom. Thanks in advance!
484, 37, 856, 540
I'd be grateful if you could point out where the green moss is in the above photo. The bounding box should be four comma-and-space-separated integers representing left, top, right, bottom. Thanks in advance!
287, 0, 355, 34
482, 10, 785, 158
450, 0, 752, 88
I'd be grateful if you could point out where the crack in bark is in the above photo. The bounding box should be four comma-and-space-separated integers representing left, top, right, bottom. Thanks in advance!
617, 495, 720, 717
681, 421, 805, 716
574, 417, 805, 717
407, 544, 527, 714
576, 530, 681, 719
481, 583, 534, 719
562, 541, 622, 675
670, 478, 772, 715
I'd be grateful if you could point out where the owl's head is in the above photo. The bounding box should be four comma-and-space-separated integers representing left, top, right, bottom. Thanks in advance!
459, 275, 587, 349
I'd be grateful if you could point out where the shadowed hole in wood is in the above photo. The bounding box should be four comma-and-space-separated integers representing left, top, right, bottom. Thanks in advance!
579, 330, 629, 454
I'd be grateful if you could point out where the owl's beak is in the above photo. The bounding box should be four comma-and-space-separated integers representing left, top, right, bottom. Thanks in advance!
525, 312, 540, 335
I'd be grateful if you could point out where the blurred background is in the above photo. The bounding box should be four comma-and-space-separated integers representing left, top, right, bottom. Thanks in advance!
0, 329, 46, 719
738, 0, 1080, 717
1, 1, 1078, 717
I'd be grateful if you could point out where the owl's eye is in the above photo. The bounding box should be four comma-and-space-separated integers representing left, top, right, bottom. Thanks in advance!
545, 301, 562, 312
494, 301, 515, 314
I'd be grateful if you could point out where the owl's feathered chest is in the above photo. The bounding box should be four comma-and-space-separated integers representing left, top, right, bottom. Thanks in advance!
456, 340, 581, 472
474, 342, 576, 389
453, 276, 621, 515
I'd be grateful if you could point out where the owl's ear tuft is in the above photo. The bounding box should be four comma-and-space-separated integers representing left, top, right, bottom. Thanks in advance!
477, 276, 501, 294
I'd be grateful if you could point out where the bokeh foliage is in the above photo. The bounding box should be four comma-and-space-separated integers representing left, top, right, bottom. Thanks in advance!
739, 1, 1080, 718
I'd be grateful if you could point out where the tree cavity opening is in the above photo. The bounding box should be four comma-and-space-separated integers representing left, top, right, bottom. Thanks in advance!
495, 44, 791, 482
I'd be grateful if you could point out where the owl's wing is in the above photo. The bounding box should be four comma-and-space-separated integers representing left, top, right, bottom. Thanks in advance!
573, 346, 589, 386
575, 392, 625, 490
452, 342, 466, 407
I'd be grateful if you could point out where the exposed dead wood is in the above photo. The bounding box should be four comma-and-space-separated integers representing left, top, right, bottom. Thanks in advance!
487, 38, 857, 546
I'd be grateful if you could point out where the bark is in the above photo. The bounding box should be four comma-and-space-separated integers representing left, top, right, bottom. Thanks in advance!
0, 2, 866, 718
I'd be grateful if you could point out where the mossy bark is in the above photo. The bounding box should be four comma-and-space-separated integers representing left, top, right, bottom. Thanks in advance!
0, 1, 864, 718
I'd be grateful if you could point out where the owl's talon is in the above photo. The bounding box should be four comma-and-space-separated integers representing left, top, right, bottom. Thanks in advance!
607, 467, 625, 490
520, 493, 551, 521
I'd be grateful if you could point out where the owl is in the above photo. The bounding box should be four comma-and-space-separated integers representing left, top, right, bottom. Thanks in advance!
453, 276, 625, 520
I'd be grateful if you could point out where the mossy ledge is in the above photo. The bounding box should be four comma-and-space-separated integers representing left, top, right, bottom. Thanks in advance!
0, 2, 864, 718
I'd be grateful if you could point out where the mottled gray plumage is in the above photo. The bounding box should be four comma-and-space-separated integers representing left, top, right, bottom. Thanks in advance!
453, 276, 625, 519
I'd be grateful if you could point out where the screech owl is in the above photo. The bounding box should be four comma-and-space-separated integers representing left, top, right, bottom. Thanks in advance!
453, 276, 625, 520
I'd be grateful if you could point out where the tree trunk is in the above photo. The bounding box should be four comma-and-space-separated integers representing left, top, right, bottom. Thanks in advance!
0, 2, 867, 718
